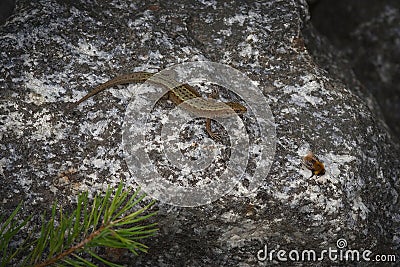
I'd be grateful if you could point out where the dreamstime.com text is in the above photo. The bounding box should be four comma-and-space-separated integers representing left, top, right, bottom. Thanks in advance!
257, 239, 396, 263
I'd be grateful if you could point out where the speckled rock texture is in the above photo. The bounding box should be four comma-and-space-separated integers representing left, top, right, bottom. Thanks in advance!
0, 0, 399, 266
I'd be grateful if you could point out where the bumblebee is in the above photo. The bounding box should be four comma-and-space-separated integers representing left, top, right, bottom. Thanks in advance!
302, 151, 325, 178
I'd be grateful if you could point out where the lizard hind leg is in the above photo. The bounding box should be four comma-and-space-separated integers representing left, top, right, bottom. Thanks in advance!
208, 87, 219, 99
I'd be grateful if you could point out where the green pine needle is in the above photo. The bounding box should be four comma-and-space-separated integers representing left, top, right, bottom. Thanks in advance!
0, 183, 158, 266
0, 202, 32, 266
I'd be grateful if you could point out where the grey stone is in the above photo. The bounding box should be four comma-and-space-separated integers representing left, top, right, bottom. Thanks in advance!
0, 0, 399, 266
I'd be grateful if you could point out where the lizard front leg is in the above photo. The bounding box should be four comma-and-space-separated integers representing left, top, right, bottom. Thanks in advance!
205, 88, 222, 140
205, 118, 221, 140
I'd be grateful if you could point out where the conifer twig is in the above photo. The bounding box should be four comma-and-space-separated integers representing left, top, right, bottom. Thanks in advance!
0, 183, 158, 267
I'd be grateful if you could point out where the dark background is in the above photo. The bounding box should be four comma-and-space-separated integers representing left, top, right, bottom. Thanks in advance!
309, 0, 400, 141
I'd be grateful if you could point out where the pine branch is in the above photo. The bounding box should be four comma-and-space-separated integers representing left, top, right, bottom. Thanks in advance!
34, 224, 106, 267
0, 183, 158, 266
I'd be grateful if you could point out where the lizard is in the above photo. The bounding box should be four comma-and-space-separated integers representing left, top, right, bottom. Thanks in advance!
71, 71, 247, 139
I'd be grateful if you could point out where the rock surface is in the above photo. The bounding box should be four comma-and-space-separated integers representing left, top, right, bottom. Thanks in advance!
0, 0, 399, 266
